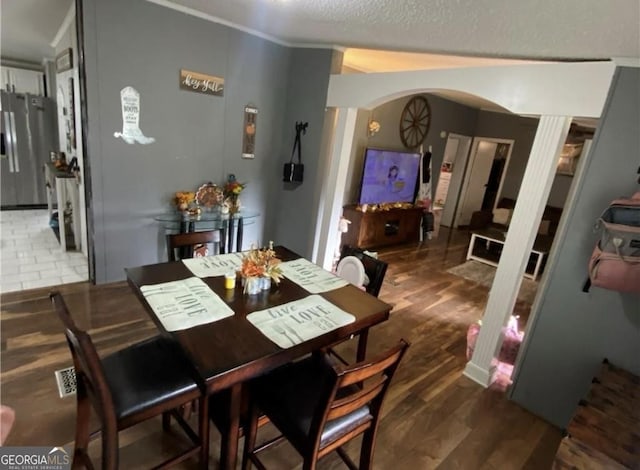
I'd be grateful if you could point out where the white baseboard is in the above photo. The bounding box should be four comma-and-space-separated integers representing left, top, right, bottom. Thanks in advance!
463, 360, 496, 387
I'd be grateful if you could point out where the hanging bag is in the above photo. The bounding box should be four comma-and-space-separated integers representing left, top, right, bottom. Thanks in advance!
283, 121, 308, 183
586, 192, 640, 293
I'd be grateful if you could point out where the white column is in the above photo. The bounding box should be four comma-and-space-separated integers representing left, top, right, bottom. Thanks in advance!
313, 107, 358, 270
463, 115, 572, 387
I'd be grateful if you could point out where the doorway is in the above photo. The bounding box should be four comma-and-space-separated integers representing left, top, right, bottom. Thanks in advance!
0, 0, 90, 293
453, 138, 514, 227
434, 133, 473, 228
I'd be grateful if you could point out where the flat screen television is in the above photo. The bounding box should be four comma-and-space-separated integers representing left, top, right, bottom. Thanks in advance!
358, 148, 421, 205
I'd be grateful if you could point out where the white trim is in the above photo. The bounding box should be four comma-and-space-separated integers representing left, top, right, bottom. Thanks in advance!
313, 108, 359, 270
453, 137, 514, 227
146, 0, 345, 52
290, 43, 345, 52
612, 57, 640, 67
327, 62, 617, 117
146, 0, 290, 47
50, 2, 76, 48
463, 115, 572, 387
508, 138, 593, 396
463, 361, 495, 387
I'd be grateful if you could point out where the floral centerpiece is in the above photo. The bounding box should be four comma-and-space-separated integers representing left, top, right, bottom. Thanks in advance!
223, 174, 246, 214
239, 244, 283, 294
174, 191, 195, 211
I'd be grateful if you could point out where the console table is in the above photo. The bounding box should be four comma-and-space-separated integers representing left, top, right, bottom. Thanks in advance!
342, 205, 422, 249
154, 211, 259, 254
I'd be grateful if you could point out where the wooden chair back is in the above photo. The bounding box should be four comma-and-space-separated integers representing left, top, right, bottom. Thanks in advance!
167, 230, 218, 261
340, 246, 389, 297
310, 339, 409, 456
50, 292, 119, 467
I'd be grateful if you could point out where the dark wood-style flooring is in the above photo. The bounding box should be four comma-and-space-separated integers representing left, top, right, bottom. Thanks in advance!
0, 228, 562, 468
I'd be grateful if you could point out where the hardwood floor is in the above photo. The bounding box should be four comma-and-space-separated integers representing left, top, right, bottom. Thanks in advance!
0, 227, 562, 468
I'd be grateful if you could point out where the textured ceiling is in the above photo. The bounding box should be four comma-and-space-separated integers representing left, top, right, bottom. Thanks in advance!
1, 0, 72, 63
168, 0, 640, 60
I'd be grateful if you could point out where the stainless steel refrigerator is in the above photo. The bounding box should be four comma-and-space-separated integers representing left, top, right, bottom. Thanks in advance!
1, 91, 57, 207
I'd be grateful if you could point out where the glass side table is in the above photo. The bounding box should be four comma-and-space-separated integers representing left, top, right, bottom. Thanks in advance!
154, 211, 259, 254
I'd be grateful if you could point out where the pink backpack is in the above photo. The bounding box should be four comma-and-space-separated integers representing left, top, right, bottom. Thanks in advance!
587, 192, 640, 293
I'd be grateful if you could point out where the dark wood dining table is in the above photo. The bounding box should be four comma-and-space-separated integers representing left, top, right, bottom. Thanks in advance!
125, 246, 392, 469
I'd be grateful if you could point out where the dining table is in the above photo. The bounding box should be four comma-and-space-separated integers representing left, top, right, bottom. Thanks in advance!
125, 246, 392, 469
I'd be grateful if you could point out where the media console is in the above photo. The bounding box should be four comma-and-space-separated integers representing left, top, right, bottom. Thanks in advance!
342, 205, 423, 249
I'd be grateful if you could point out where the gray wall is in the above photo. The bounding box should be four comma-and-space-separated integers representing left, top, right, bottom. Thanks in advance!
269, 48, 337, 257
344, 93, 479, 205
511, 67, 640, 428
82, 0, 301, 282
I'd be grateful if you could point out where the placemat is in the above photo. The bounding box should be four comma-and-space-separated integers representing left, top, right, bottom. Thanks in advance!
279, 258, 348, 294
182, 252, 245, 278
246, 294, 355, 348
140, 277, 234, 331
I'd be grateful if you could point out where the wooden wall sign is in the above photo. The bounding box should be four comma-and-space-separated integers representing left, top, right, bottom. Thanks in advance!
180, 69, 224, 97
242, 105, 258, 159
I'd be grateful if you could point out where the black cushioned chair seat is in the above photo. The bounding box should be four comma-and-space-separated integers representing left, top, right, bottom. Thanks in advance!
251, 355, 372, 452
101, 336, 198, 421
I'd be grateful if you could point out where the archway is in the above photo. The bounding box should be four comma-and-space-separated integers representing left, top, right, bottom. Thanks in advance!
313, 61, 616, 386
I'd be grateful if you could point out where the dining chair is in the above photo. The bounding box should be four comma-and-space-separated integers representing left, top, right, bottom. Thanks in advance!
167, 230, 220, 261
242, 339, 409, 470
208, 387, 271, 466
340, 246, 388, 298
50, 292, 208, 469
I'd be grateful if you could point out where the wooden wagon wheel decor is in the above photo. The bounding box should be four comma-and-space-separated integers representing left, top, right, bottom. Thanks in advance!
399, 95, 431, 149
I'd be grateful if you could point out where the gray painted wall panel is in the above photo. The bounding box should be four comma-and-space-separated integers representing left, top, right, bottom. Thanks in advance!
82, 0, 293, 281
270, 48, 335, 257
510, 67, 640, 428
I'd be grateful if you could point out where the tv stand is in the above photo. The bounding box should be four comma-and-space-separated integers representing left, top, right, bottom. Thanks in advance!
342, 205, 423, 249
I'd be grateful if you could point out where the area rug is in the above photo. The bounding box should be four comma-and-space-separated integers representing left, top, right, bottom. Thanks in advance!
447, 260, 538, 304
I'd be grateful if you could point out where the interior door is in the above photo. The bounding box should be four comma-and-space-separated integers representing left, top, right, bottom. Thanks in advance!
440, 134, 472, 227
455, 141, 497, 226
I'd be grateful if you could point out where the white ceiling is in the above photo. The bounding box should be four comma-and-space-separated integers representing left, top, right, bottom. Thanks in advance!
1, 0, 72, 63
0, 0, 634, 120
2, 0, 638, 67
166, 0, 639, 61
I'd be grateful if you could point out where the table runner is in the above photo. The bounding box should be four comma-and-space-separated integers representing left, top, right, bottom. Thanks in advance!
182, 252, 245, 278
280, 258, 348, 294
246, 294, 355, 348
140, 277, 234, 331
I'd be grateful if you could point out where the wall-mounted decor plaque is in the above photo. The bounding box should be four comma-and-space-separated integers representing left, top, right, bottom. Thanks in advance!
113, 86, 155, 145
56, 48, 73, 72
242, 105, 258, 159
180, 69, 224, 97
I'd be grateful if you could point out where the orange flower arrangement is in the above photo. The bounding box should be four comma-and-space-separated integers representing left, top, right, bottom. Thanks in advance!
239, 245, 283, 285
174, 191, 195, 210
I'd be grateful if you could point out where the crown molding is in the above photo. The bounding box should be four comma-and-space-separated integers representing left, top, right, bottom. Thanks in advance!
51, 2, 76, 48
146, 0, 342, 52
146, 0, 291, 47
612, 57, 640, 67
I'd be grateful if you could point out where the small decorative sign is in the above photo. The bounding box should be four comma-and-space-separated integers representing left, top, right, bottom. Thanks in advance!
113, 86, 155, 145
180, 69, 224, 97
56, 48, 73, 72
242, 105, 258, 159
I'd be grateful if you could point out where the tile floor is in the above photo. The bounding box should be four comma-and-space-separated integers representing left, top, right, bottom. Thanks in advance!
1, 209, 88, 293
